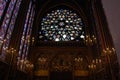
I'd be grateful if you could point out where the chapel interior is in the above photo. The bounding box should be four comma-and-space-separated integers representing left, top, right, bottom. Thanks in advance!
0, 0, 119, 80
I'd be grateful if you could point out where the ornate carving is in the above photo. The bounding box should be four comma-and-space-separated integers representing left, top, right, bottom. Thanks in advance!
51, 54, 73, 71
36, 54, 49, 70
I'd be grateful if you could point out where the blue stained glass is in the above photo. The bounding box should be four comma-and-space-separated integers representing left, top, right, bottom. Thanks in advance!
24, 7, 35, 58
25, 7, 35, 56
2, 0, 22, 49
18, 1, 32, 59
0, 0, 22, 59
0, 0, 17, 43
0, 0, 8, 20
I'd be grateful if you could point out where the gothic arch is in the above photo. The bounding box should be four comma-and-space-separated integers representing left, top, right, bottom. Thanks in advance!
34, 0, 90, 41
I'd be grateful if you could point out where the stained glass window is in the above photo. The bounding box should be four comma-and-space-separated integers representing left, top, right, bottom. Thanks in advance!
0, 0, 22, 59
22, 4, 35, 60
2, 0, 22, 50
18, 1, 35, 60
0, 0, 8, 20
0, 0, 17, 48
18, 1, 32, 58
24, 7, 35, 58
17, 2, 35, 70
39, 9, 85, 41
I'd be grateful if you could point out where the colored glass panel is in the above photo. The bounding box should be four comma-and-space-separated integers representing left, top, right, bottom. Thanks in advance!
0, 0, 22, 59
3, 0, 22, 49
18, 1, 32, 58
39, 9, 85, 41
0, 0, 17, 47
0, 0, 8, 20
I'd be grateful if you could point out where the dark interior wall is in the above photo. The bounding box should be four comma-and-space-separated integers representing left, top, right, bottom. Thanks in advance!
102, 0, 120, 63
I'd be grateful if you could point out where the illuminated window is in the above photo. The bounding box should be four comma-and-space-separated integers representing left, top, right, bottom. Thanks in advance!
0, 0, 22, 59
3, 0, 22, 47
18, 2, 35, 60
0, 0, 17, 44
39, 9, 85, 41
0, 0, 8, 20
